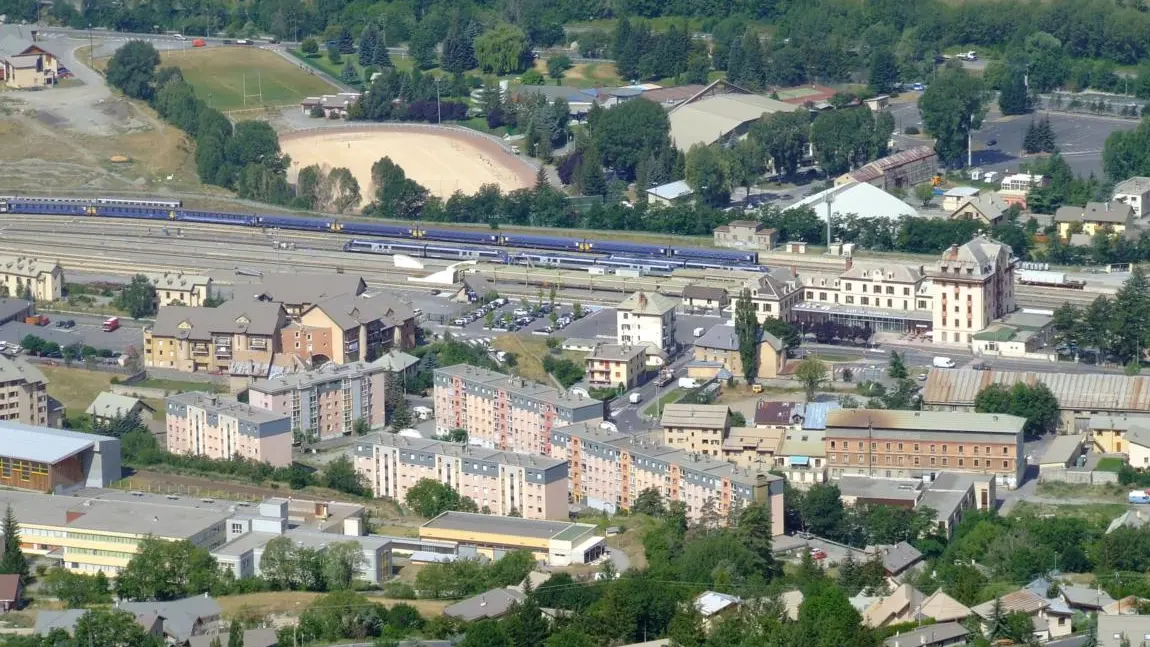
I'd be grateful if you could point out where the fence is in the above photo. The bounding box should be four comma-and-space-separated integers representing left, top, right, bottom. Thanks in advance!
1038, 467, 1119, 485
1035, 92, 1145, 119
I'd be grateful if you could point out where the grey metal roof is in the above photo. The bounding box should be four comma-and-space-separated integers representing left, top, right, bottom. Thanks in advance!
0, 488, 233, 540
825, 409, 1025, 434
918, 488, 967, 519
618, 290, 677, 315
661, 403, 729, 429
1054, 202, 1133, 224
695, 323, 781, 352
423, 511, 592, 540
876, 541, 922, 574
373, 350, 419, 372
1060, 585, 1115, 610
841, 263, 925, 284
924, 368, 1150, 413
1114, 177, 1150, 197
0, 422, 108, 463
647, 180, 693, 201
189, 629, 277, 647
444, 587, 525, 621
801, 402, 841, 430
168, 392, 288, 425
120, 596, 222, 642
250, 359, 386, 395
435, 365, 603, 413
34, 609, 87, 635
308, 292, 414, 331
836, 475, 921, 502
587, 343, 646, 362
681, 285, 728, 301
248, 273, 365, 305
0, 298, 30, 322
884, 621, 968, 647
151, 300, 286, 339
1038, 434, 1084, 465
86, 392, 150, 419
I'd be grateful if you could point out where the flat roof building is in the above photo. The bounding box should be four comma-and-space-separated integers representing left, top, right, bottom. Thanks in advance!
353, 433, 570, 520
434, 365, 604, 455
420, 511, 606, 566
0, 423, 119, 493
166, 392, 292, 467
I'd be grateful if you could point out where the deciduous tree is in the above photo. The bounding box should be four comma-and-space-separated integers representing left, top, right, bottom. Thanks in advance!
734, 288, 760, 380
685, 144, 731, 207
405, 479, 478, 518
106, 40, 160, 100
795, 357, 829, 401
919, 65, 986, 167
475, 24, 530, 75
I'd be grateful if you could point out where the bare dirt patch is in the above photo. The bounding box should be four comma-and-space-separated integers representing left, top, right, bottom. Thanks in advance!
279, 125, 536, 205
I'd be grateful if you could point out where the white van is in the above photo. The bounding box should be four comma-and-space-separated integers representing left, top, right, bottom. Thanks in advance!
932, 357, 956, 368
693, 327, 706, 337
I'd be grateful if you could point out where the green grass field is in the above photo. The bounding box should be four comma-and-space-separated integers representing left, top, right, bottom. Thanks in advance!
160, 48, 338, 112
291, 49, 414, 87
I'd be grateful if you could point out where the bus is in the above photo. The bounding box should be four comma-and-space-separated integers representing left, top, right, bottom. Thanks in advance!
102, 317, 119, 332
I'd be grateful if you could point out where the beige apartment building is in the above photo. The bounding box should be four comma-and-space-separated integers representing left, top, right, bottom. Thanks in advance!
586, 343, 646, 390
165, 392, 293, 467
928, 235, 1016, 345
0, 356, 48, 427
353, 434, 569, 520
661, 403, 731, 457
147, 272, 212, 308
434, 365, 605, 455
299, 293, 417, 363
722, 426, 827, 486
617, 291, 678, 352
248, 359, 394, 441
144, 301, 288, 374
550, 422, 784, 528
0, 256, 63, 302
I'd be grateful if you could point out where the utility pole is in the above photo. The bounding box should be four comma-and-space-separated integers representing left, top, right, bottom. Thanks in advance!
967, 113, 973, 169
434, 76, 442, 124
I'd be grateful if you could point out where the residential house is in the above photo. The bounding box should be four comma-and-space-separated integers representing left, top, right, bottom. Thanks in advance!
862, 583, 926, 628
0, 27, 58, 88
617, 291, 678, 352
713, 220, 778, 251
647, 180, 694, 206
918, 589, 972, 622
298, 293, 417, 363
299, 92, 362, 118
144, 301, 288, 375
444, 588, 526, 621
681, 285, 730, 312
1128, 428, 1150, 469
38, 595, 222, 644
884, 622, 968, 647
971, 588, 1071, 642
1054, 202, 1134, 239
585, 343, 647, 390
1114, 177, 1150, 218
85, 392, 155, 426
1102, 597, 1149, 616
661, 403, 730, 457
1088, 414, 1150, 453
1060, 585, 1116, 612
0, 255, 63, 302
694, 591, 742, 631
689, 322, 785, 381
248, 273, 367, 317
869, 541, 923, 578
941, 186, 980, 212
949, 194, 1010, 226
0, 574, 20, 611
147, 272, 212, 308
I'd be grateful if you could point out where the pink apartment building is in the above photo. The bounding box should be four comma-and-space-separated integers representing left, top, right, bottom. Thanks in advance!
166, 392, 293, 467
353, 434, 569, 520
433, 365, 604, 455
247, 357, 413, 441
549, 422, 784, 531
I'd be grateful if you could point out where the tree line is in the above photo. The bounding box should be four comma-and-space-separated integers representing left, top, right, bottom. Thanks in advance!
1052, 265, 1150, 368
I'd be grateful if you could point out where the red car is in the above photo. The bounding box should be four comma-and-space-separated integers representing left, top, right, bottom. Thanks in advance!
809, 548, 827, 560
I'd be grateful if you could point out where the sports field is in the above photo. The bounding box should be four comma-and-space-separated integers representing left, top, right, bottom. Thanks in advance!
280, 126, 536, 208
158, 47, 337, 112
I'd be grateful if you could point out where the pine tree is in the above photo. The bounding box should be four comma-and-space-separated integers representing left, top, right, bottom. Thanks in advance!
227, 621, 243, 647
340, 62, 359, 85
358, 24, 378, 67
737, 30, 764, 89
0, 505, 28, 583
578, 142, 607, 196
1023, 121, 1041, 154
337, 26, 355, 54
1037, 117, 1057, 153
373, 33, 393, 68
442, 18, 477, 74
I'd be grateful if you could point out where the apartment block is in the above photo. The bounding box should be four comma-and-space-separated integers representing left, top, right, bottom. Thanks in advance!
550, 422, 784, 529
927, 235, 1016, 346
434, 365, 604, 455
661, 403, 731, 457
617, 291, 678, 351
249, 360, 391, 441
585, 343, 646, 390
299, 293, 417, 362
144, 301, 288, 374
823, 409, 1025, 487
147, 272, 212, 308
166, 392, 293, 467
353, 434, 569, 520
0, 355, 48, 427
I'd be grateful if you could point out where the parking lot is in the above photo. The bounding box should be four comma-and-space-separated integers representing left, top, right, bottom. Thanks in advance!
0, 313, 142, 356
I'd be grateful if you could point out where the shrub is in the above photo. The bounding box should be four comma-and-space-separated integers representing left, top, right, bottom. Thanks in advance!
903, 126, 920, 135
